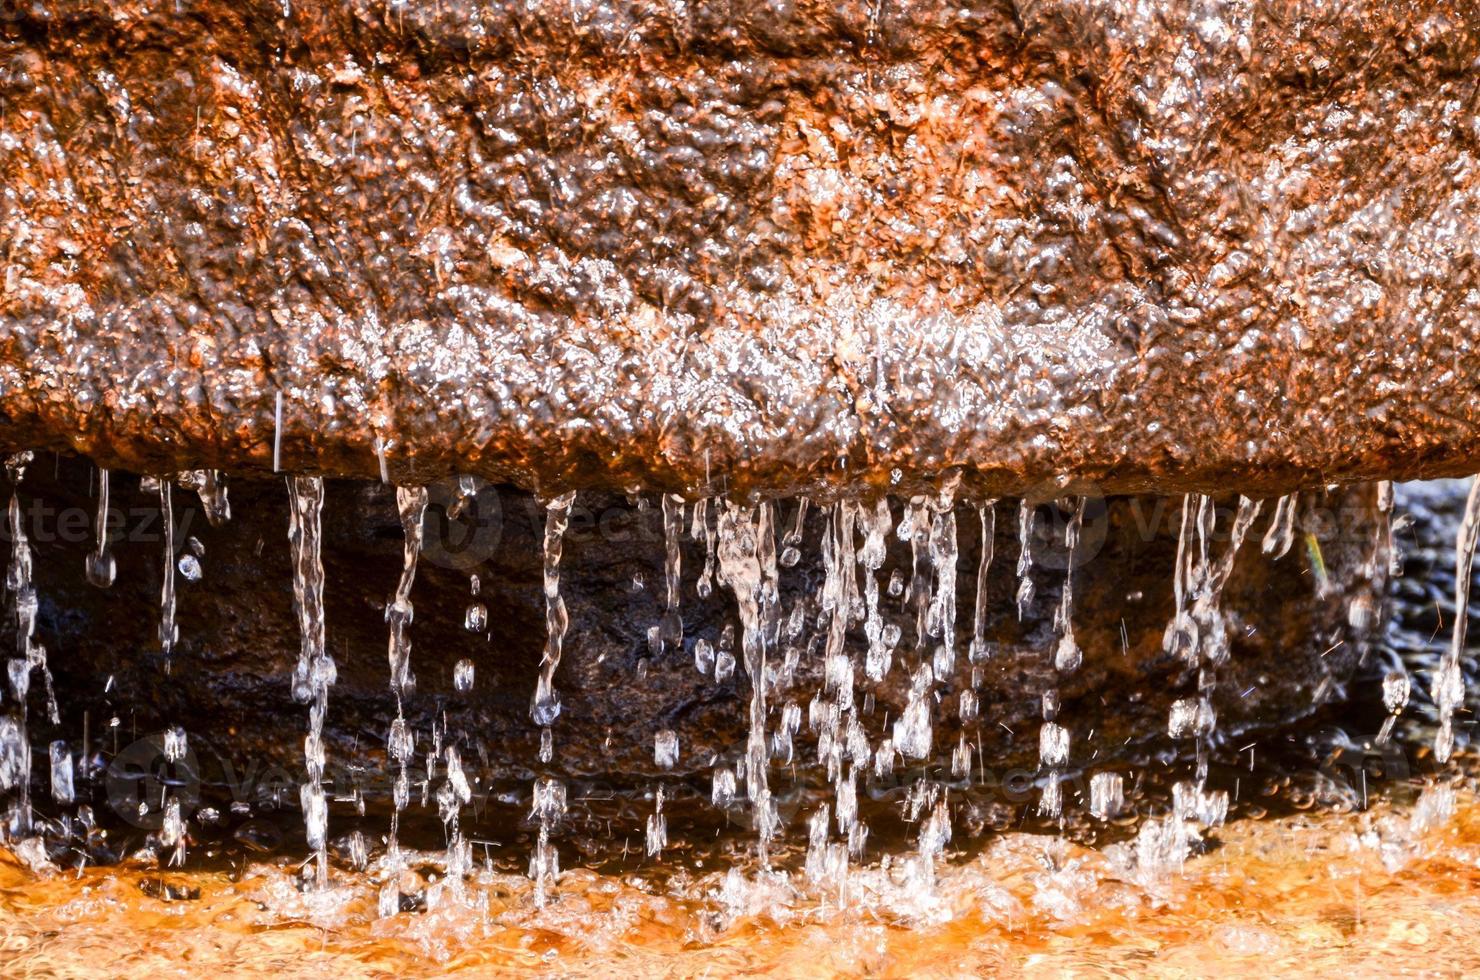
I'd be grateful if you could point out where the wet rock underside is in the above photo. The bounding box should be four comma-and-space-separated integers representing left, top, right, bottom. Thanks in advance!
1, 0, 1480, 976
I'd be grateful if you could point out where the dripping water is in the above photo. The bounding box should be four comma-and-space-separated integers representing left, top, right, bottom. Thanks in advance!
531, 491, 575, 905
383, 485, 427, 880
286, 476, 333, 890
85, 468, 116, 588
1434, 477, 1480, 764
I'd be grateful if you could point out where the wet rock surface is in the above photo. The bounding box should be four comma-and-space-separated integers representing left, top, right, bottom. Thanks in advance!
1, 2, 1479, 497
8, 459, 1384, 813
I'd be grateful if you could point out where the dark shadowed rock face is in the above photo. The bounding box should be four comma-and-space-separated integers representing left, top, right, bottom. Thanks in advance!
1, 2, 1479, 498
8, 459, 1385, 804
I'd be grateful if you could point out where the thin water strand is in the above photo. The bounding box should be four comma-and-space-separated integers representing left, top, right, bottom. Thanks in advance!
286, 475, 333, 890
659, 494, 684, 654
1434, 477, 1480, 763
969, 500, 997, 664
85, 468, 116, 588
4, 452, 35, 833
158, 481, 178, 664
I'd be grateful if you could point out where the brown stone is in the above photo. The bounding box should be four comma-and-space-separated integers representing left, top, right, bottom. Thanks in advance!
0, 2, 1477, 498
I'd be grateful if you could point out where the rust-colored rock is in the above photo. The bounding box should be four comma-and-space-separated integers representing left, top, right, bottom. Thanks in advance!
2, 2, 1479, 497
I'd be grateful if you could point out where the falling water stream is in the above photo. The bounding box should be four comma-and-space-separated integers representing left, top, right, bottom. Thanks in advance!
0, 467, 1477, 976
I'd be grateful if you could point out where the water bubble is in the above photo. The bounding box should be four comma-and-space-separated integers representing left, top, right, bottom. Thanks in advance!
454, 659, 475, 692
465, 602, 488, 632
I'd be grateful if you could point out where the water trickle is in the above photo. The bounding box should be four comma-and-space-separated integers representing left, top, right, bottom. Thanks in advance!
912, 781, 952, 889
85, 468, 116, 588
821, 502, 858, 714
286, 475, 333, 889
1433, 477, 1480, 763
526, 491, 577, 902
715, 501, 778, 858
436, 745, 473, 889
907, 498, 934, 652
695, 497, 716, 599
926, 489, 959, 678
781, 497, 809, 568
387, 487, 428, 698
532, 491, 576, 726
381, 486, 427, 872
1052, 497, 1088, 673
178, 469, 231, 527
646, 786, 668, 856
4, 453, 41, 831
659, 494, 684, 654
969, 501, 997, 664
861, 498, 893, 682
1261, 493, 1297, 558
1015, 500, 1035, 619
1038, 721, 1070, 817
157, 481, 178, 665
893, 664, 934, 761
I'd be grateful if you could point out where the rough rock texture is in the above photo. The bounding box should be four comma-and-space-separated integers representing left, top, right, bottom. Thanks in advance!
10, 461, 1386, 803
0, 1, 1478, 498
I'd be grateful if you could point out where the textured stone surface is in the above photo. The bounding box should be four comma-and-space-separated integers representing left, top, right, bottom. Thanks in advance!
0, 1, 1477, 498
10, 460, 1387, 794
